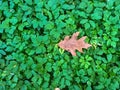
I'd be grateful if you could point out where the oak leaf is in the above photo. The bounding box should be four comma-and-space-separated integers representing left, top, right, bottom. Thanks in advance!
58, 32, 91, 56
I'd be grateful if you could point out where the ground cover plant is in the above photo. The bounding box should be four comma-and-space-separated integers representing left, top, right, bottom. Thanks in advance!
0, 0, 120, 90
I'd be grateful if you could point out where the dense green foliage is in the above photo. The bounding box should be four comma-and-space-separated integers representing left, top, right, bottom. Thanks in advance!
0, 0, 120, 90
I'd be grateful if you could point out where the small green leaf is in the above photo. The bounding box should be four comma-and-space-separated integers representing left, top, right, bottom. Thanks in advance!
25, 70, 32, 79
78, 11, 87, 18
111, 41, 116, 48
0, 50, 6, 55
10, 17, 18, 25
5, 55, 13, 60
21, 5, 30, 11
21, 85, 27, 90
65, 80, 71, 86
111, 30, 118, 36
1, 19, 10, 28
78, 2, 87, 9
48, 0, 56, 8
62, 4, 75, 10
0, 28, 3, 33
45, 21, 54, 29
86, 86, 92, 90
80, 19, 88, 24
32, 20, 39, 29
60, 78, 65, 88
12, 75, 18, 82
32, 76, 38, 83
13, 0, 19, 4
37, 78, 42, 85
0, 59, 5, 68
45, 63, 52, 72
42, 82, 49, 88
89, 20, 96, 28
9, 26, 16, 34
111, 37, 119, 42
107, 54, 112, 61
107, 39, 111, 46
91, 8, 102, 20
95, 84, 104, 89
25, 0, 32, 5
86, 4, 93, 13
85, 23, 90, 29
73, 85, 81, 90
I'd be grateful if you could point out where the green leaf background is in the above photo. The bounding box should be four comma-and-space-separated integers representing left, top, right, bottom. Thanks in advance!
0, 0, 120, 90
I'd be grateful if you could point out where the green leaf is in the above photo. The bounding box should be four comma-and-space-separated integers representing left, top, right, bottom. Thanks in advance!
42, 82, 49, 88
11, 83, 16, 88
48, 0, 56, 8
94, 2, 106, 8
13, 0, 19, 4
60, 78, 65, 88
25, 70, 32, 79
80, 19, 88, 24
111, 37, 119, 42
111, 30, 118, 36
97, 49, 104, 55
85, 55, 93, 61
36, 46, 46, 54
78, 11, 87, 18
25, 0, 32, 5
115, 4, 120, 10
20, 63, 27, 71
43, 73, 50, 82
32, 20, 39, 29
62, 4, 75, 10
52, 8, 60, 19
9, 26, 16, 34
18, 22, 28, 31
37, 78, 42, 85
86, 86, 92, 90
107, 39, 111, 46
107, 54, 112, 61
10, 17, 18, 25
21, 85, 27, 90
21, 5, 30, 11
1, 19, 10, 29
107, 0, 115, 8
45, 63, 52, 72
0, 83, 5, 90
45, 21, 54, 30
103, 10, 111, 20
91, 8, 102, 20
86, 4, 93, 13
98, 29, 103, 36
111, 41, 116, 48
12, 75, 18, 82
89, 20, 96, 28
85, 22, 90, 29
5, 55, 13, 60
91, 13, 102, 20
95, 84, 104, 89
0, 59, 5, 68
0, 1, 8, 10
32, 76, 38, 83
0, 50, 6, 55
65, 80, 71, 86
74, 85, 82, 90
78, 2, 87, 9
0, 28, 3, 33
35, 2, 43, 12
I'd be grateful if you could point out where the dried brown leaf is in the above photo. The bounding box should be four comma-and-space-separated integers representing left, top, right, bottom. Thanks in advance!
58, 32, 91, 56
